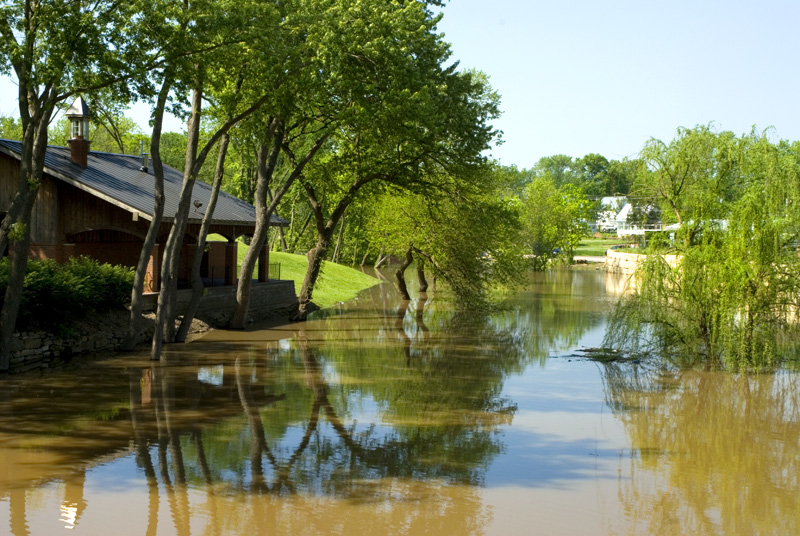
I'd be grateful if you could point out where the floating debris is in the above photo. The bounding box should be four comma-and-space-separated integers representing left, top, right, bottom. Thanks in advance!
575, 347, 641, 364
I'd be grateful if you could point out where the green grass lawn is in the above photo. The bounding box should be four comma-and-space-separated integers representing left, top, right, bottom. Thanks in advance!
574, 238, 623, 257
234, 240, 379, 310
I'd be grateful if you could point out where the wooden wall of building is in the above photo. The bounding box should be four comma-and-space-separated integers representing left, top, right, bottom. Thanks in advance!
0, 153, 19, 211
57, 181, 151, 240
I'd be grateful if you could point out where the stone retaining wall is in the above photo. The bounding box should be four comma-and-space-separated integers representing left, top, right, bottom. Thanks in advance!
7, 309, 155, 374
5, 280, 298, 375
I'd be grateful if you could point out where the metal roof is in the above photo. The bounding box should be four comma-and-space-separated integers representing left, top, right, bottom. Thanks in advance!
0, 139, 287, 227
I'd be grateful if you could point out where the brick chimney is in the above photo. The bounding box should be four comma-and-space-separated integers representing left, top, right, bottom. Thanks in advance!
66, 97, 91, 168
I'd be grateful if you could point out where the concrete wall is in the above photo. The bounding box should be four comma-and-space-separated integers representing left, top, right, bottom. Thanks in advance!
176, 280, 298, 326
605, 250, 681, 275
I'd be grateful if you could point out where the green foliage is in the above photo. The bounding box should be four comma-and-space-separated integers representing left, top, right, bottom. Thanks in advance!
236, 246, 378, 310
520, 177, 591, 270
633, 124, 738, 231
0, 257, 134, 333
366, 164, 527, 306
605, 128, 800, 369
517, 154, 638, 198
0, 115, 22, 140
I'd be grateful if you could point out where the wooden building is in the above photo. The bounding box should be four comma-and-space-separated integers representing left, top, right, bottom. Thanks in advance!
0, 101, 284, 291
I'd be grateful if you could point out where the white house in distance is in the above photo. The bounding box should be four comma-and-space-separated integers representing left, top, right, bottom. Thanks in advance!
596, 196, 678, 237
596, 196, 627, 233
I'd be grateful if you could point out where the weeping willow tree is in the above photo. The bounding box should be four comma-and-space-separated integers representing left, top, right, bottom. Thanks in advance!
604, 128, 800, 369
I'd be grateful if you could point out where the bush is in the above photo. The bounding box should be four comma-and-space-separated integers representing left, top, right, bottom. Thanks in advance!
0, 256, 134, 332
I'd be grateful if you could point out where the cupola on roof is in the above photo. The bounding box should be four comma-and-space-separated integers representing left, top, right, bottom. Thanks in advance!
66, 96, 90, 118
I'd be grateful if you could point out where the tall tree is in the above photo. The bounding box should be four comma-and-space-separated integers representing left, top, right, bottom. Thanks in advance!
367, 168, 526, 306
290, 1, 501, 319
633, 125, 738, 242
150, 0, 283, 355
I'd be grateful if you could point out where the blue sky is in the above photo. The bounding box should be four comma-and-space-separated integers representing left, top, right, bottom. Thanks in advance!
1, 0, 798, 170
436, 0, 800, 168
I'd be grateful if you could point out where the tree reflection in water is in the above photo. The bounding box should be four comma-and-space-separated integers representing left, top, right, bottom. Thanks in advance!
600, 360, 800, 535
111, 294, 528, 534
0, 270, 626, 535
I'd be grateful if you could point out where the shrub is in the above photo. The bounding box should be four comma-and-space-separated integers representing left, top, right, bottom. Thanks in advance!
0, 256, 134, 332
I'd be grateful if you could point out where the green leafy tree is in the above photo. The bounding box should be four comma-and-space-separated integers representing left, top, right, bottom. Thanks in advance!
520, 177, 590, 270
531, 154, 576, 188
367, 168, 525, 306
0, 114, 22, 140
633, 125, 738, 244
290, 1, 501, 319
605, 129, 800, 368
150, 0, 289, 353
573, 153, 609, 197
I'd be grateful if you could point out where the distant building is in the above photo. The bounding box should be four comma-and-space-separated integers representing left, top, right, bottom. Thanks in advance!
596, 196, 627, 232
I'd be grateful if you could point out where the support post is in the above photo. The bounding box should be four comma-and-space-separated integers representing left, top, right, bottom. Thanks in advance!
257, 243, 269, 282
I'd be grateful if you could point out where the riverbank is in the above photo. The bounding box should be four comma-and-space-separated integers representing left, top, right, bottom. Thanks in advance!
244, 250, 380, 309
3, 255, 380, 375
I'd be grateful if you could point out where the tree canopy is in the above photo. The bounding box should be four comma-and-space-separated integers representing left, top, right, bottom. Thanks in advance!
605, 127, 800, 369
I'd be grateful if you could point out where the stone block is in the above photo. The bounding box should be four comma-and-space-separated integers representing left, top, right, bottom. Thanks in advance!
23, 337, 41, 350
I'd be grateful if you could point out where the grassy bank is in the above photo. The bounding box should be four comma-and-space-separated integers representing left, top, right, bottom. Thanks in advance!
235, 243, 380, 310
574, 237, 636, 257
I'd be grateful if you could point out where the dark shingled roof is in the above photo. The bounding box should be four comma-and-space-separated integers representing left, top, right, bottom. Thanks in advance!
0, 139, 287, 227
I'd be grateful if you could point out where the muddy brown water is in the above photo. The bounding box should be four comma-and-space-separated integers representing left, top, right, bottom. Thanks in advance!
1, 270, 799, 535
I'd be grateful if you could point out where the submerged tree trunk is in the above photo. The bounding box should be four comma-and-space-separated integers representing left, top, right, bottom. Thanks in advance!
395, 246, 414, 300
229, 123, 283, 329
150, 71, 270, 354
374, 246, 389, 269
123, 77, 171, 350
151, 84, 204, 359
294, 234, 333, 319
416, 256, 428, 292
292, 175, 375, 320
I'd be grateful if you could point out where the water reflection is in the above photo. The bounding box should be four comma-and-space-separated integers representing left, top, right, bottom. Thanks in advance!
600, 361, 800, 535
2, 270, 799, 535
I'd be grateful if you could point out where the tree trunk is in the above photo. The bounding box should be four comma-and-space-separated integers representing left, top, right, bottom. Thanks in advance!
229, 131, 329, 328
332, 213, 346, 263
416, 256, 428, 292
374, 246, 388, 269
175, 132, 231, 342
293, 234, 332, 320
292, 174, 374, 320
395, 246, 413, 300
0, 110, 51, 371
123, 76, 171, 350
229, 123, 283, 329
278, 224, 288, 251
288, 211, 313, 253
151, 83, 204, 359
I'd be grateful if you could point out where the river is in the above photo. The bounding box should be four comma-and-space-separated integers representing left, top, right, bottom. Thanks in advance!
1, 269, 798, 535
